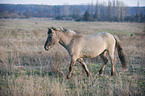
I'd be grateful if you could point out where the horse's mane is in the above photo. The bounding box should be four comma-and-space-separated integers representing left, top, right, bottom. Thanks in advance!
51, 27, 76, 34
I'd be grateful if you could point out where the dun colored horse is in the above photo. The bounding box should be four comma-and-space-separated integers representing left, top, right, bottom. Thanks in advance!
44, 27, 127, 79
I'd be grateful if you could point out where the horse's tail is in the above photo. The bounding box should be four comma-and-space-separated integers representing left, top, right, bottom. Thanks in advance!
114, 35, 127, 70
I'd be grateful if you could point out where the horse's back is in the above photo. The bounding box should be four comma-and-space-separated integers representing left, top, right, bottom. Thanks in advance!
84, 32, 115, 47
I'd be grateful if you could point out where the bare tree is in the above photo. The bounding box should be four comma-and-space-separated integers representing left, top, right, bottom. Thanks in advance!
112, 0, 116, 20
120, 2, 128, 21
90, 2, 94, 19
39, 5, 44, 17
72, 7, 81, 19
94, 0, 99, 20
137, 1, 140, 22
116, 0, 121, 21
108, 0, 112, 21
121, 2, 125, 21
100, 2, 106, 20
55, 6, 61, 17
62, 4, 70, 17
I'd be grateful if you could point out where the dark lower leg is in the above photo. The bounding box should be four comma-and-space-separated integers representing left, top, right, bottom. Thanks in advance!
99, 64, 106, 75
111, 67, 114, 76
67, 60, 75, 79
111, 58, 115, 76
82, 64, 90, 76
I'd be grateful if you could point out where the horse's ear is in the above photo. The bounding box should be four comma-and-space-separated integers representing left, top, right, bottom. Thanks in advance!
51, 27, 57, 30
51, 27, 59, 33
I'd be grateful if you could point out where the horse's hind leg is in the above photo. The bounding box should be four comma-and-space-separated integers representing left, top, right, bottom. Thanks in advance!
78, 58, 91, 77
99, 51, 108, 76
110, 54, 115, 76
108, 47, 115, 76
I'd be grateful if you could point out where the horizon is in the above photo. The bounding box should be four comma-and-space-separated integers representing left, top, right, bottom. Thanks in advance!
0, 3, 145, 8
0, 0, 145, 7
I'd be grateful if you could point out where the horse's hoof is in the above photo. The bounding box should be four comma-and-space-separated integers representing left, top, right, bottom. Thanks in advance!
97, 72, 103, 77
111, 72, 114, 76
67, 75, 71, 79
66, 77, 70, 79
98, 73, 103, 77
87, 72, 91, 77
99, 74, 103, 77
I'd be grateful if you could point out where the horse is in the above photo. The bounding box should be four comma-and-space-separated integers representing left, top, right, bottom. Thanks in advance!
44, 27, 127, 79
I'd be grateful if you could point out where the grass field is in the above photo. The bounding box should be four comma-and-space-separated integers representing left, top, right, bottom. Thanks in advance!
0, 18, 145, 96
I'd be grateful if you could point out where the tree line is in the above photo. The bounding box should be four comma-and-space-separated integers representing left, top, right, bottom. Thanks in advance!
77, 0, 145, 22
0, 0, 145, 22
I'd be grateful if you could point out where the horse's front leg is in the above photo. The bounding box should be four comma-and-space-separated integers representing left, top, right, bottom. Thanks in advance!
67, 58, 76, 79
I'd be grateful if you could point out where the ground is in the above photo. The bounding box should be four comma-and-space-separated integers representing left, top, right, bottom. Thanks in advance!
0, 19, 145, 96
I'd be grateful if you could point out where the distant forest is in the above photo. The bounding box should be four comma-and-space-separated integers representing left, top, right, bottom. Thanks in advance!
0, 1, 145, 22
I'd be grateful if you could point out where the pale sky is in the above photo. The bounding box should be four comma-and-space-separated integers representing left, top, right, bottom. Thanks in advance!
0, 0, 145, 6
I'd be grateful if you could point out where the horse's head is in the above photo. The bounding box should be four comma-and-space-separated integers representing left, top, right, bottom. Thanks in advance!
44, 27, 60, 51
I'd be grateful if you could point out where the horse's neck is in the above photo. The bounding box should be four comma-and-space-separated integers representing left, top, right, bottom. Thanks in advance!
57, 32, 75, 48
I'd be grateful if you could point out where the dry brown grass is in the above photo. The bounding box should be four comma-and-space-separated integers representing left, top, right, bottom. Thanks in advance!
0, 19, 144, 96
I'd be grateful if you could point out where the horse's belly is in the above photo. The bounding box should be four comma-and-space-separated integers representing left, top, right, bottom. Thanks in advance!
81, 45, 105, 58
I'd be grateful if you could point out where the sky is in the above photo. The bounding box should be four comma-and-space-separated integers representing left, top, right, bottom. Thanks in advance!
0, 0, 145, 6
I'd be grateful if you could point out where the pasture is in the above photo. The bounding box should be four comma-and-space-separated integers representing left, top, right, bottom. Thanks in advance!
0, 18, 144, 96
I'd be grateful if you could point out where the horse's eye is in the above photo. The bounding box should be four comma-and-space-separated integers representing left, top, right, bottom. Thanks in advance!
49, 36, 52, 39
